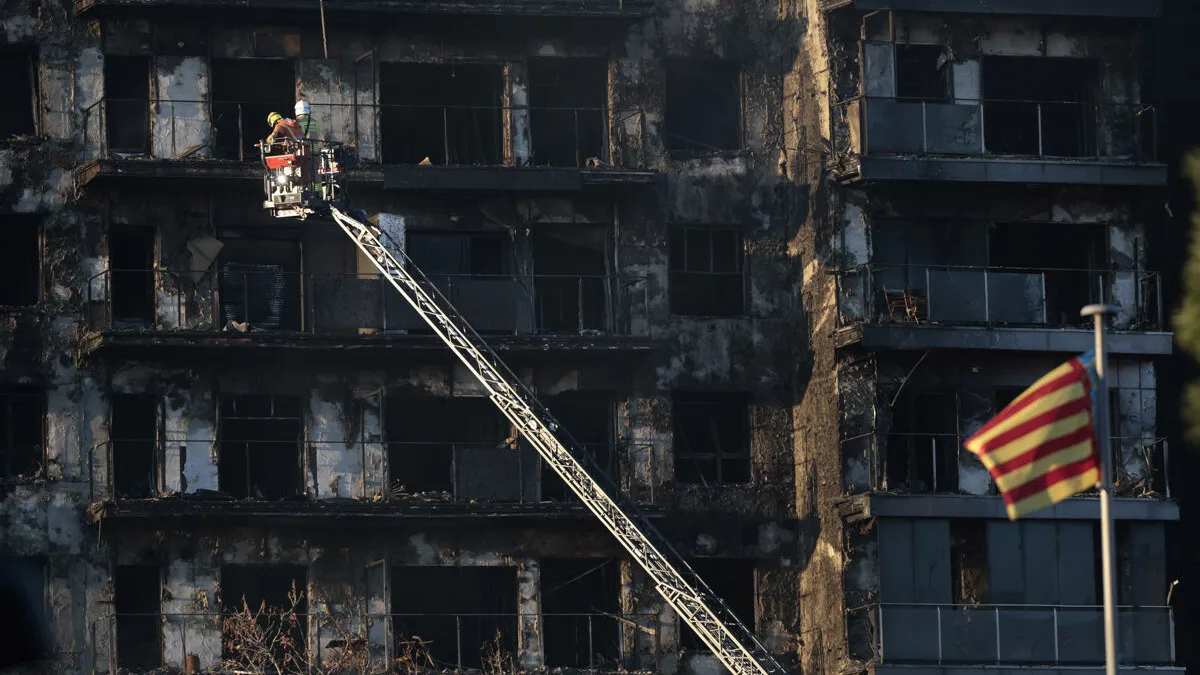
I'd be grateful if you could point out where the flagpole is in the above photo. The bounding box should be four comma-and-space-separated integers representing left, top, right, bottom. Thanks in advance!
1082, 303, 1119, 675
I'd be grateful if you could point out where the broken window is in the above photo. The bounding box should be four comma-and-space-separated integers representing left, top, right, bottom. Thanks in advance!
539, 391, 615, 501
111, 394, 158, 498
104, 55, 150, 154
218, 239, 302, 331
949, 521, 988, 604
218, 395, 303, 500
541, 558, 622, 668
221, 565, 308, 662
379, 63, 504, 165
532, 227, 610, 334
211, 59, 296, 160
894, 44, 951, 101
680, 559, 755, 651
109, 225, 155, 326
665, 59, 742, 153
391, 566, 517, 668
669, 225, 745, 316
983, 57, 1099, 157
528, 58, 608, 167
0, 390, 43, 480
672, 392, 751, 485
886, 390, 958, 492
0, 215, 40, 306
0, 48, 36, 140
115, 565, 162, 670
989, 222, 1105, 325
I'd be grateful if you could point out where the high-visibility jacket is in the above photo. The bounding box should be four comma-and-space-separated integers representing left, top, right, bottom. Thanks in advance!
267, 118, 302, 144
296, 115, 321, 142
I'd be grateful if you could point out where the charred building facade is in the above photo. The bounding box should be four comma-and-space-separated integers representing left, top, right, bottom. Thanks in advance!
0, 0, 1182, 673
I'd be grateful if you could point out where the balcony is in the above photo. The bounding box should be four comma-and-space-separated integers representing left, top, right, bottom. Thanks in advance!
76, 0, 656, 20
75, 98, 658, 191
830, 97, 1165, 186
865, 603, 1175, 669
819, 0, 1160, 18
81, 270, 658, 362
833, 264, 1172, 356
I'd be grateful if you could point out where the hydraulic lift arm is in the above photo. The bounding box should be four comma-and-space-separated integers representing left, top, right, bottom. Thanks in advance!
329, 206, 788, 675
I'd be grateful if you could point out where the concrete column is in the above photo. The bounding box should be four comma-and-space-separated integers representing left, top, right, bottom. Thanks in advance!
167, 381, 217, 494
161, 559, 222, 670
152, 57, 210, 159
309, 385, 352, 499
506, 62, 531, 166
517, 558, 542, 670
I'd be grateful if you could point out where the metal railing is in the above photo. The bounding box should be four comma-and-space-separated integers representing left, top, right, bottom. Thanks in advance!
830, 97, 1158, 166
835, 264, 1164, 330
85, 269, 648, 338
864, 603, 1174, 666
80, 97, 651, 169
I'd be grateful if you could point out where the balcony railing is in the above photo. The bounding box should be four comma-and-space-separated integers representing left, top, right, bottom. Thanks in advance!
831, 97, 1158, 165
80, 98, 651, 169
835, 264, 1163, 330
86, 269, 647, 338
864, 603, 1174, 666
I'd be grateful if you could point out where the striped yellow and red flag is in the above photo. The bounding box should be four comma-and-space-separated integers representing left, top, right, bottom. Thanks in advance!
964, 352, 1102, 520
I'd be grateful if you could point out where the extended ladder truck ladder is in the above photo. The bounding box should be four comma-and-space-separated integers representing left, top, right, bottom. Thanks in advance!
328, 207, 787, 675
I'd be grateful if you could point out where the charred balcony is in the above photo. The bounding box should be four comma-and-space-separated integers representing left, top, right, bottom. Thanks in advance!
75, 0, 655, 21
820, 0, 1161, 17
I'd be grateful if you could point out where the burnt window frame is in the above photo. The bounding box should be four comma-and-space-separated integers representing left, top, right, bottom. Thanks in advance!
216, 393, 306, 500
893, 43, 952, 102
0, 389, 45, 481
0, 215, 42, 307
671, 391, 752, 485
663, 58, 745, 154
668, 224, 746, 317
0, 46, 39, 143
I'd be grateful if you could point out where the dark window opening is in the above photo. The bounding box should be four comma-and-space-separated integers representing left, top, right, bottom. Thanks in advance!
887, 390, 958, 493
109, 226, 155, 326
532, 229, 609, 333
528, 58, 608, 167
949, 521, 989, 604
672, 392, 750, 485
211, 59, 296, 161
982, 57, 1099, 157
0, 215, 40, 306
539, 391, 614, 501
104, 55, 150, 154
0, 555, 46, 642
0, 390, 43, 480
665, 60, 742, 153
218, 395, 303, 500
989, 222, 1105, 326
669, 225, 744, 317
220, 565, 308, 663
379, 63, 504, 165
0, 49, 36, 140
895, 44, 950, 101
115, 565, 162, 670
402, 232, 525, 335
218, 239, 301, 331
541, 558, 621, 668
111, 394, 158, 498
680, 559, 755, 651
407, 232, 513, 278
391, 566, 517, 669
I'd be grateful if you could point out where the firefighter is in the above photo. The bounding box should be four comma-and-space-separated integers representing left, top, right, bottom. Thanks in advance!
294, 100, 320, 142
265, 111, 302, 144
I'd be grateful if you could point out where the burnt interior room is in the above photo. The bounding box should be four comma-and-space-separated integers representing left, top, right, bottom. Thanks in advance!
664, 59, 742, 153
111, 394, 158, 498
886, 389, 959, 493
988, 222, 1105, 325
540, 558, 622, 667
527, 58, 608, 167
402, 231, 527, 334
211, 58, 296, 160
671, 392, 750, 485
109, 225, 155, 326
0, 389, 43, 479
0, 48, 36, 140
894, 44, 951, 101
218, 238, 302, 331
103, 55, 150, 154
390, 566, 517, 668
379, 63, 504, 165
679, 559, 756, 651
114, 565, 162, 670
982, 56, 1099, 157
217, 395, 302, 500
668, 225, 745, 317
949, 521, 989, 605
0, 215, 40, 306
540, 391, 615, 500
532, 227, 609, 333
220, 565, 308, 659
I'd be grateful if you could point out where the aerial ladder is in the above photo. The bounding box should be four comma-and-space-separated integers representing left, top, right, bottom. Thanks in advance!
258, 138, 789, 675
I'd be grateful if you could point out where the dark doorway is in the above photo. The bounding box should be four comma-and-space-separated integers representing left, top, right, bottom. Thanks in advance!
541, 558, 622, 668
211, 59, 296, 160
218, 239, 302, 331
887, 390, 959, 493
0, 390, 43, 480
218, 395, 303, 500
0, 49, 36, 140
983, 57, 1099, 157
109, 226, 155, 326
664, 60, 742, 153
532, 228, 609, 333
385, 396, 514, 497
528, 58, 608, 167
989, 222, 1105, 325
390, 566, 518, 669
104, 56, 150, 154
0, 215, 40, 306
379, 63, 504, 165
680, 559, 755, 651
115, 565, 162, 670
540, 391, 614, 501
111, 394, 157, 498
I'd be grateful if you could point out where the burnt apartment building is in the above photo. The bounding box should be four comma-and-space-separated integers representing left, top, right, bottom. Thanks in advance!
0, 0, 1185, 672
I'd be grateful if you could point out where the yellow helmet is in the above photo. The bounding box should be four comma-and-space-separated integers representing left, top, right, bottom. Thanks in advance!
267, 112, 283, 126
